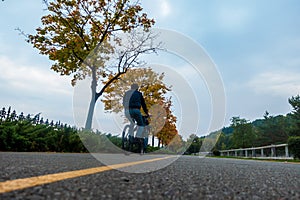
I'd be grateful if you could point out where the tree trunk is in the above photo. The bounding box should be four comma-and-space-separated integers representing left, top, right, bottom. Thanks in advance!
85, 67, 97, 130
152, 135, 155, 147
85, 95, 96, 130
84, 67, 126, 130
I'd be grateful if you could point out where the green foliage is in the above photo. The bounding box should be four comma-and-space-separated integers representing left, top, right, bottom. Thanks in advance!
254, 114, 290, 146
214, 132, 233, 150
213, 96, 300, 151
184, 134, 202, 155
288, 95, 300, 136
145, 145, 160, 153
0, 106, 86, 152
231, 117, 255, 148
0, 106, 168, 153
106, 133, 122, 147
212, 149, 221, 156
288, 136, 300, 159
0, 120, 86, 152
78, 130, 111, 152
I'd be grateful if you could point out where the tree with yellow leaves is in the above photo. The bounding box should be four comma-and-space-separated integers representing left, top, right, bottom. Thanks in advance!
26, 0, 158, 129
102, 67, 180, 146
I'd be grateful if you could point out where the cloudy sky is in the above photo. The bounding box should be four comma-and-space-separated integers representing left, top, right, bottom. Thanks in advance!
0, 0, 299, 138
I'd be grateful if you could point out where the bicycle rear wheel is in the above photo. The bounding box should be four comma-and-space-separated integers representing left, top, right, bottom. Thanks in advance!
139, 138, 145, 154
122, 125, 130, 150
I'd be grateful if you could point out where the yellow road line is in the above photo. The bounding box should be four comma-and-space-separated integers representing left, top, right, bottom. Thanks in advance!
0, 156, 173, 194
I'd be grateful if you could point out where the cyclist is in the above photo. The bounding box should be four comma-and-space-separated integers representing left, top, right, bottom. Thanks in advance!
123, 83, 149, 140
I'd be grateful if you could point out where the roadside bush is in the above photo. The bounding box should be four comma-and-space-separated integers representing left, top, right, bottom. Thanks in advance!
146, 145, 160, 153
212, 149, 221, 156
288, 136, 300, 159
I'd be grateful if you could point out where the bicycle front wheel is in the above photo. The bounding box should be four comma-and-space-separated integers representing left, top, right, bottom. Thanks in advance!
122, 125, 131, 150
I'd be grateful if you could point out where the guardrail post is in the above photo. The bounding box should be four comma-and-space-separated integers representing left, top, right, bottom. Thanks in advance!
285, 145, 289, 157
235, 151, 237, 157
252, 148, 256, 157
261, 148, 264, 157
245, 150, 248, 157
271, 145, 276, 157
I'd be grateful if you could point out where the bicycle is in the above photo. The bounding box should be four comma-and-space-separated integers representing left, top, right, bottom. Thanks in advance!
121, 115, 150, 154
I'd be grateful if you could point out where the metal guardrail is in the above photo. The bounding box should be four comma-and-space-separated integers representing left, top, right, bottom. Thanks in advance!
219, 144, 293, 159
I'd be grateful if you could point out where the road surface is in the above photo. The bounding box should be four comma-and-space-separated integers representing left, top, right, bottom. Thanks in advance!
0, 152, 299, 199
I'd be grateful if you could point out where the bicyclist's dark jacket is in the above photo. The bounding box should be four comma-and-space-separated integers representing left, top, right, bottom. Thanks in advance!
123, 89, 148, 114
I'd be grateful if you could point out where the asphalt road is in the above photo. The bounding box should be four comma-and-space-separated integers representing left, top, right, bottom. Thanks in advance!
0, 152, 299, 199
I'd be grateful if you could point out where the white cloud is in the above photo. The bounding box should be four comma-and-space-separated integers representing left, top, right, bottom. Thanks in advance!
0, 55, 72, 96
244, 36, 300, 98
0, 55, 74, 124
248, 71, 300, 97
